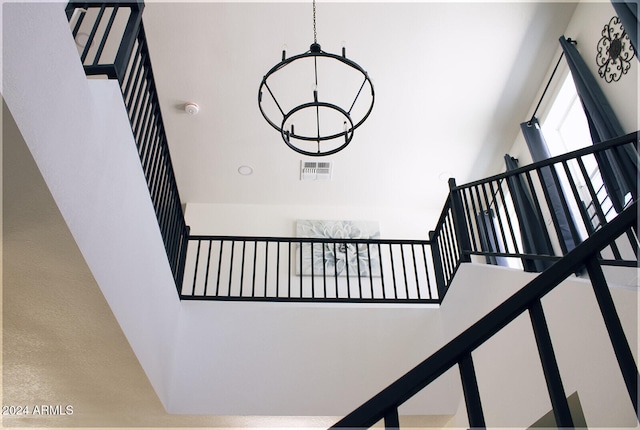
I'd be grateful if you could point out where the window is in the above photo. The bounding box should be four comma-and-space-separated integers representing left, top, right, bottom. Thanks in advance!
541, 72, 619, 228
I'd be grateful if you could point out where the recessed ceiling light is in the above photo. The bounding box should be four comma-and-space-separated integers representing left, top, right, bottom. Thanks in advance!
238, 165, 253, 176
75, 32, 92, 48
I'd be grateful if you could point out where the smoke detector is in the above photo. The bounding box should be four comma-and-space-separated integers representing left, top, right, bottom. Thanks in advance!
300, 161, 332, 181
184, 103, 200, 115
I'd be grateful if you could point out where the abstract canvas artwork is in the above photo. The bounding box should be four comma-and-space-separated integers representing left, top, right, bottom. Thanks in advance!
296, 220, 381, 276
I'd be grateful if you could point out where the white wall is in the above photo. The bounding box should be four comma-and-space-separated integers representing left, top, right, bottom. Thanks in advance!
185, 202, 440, 239
3, 2, 182, 408
169, 301, 459, 416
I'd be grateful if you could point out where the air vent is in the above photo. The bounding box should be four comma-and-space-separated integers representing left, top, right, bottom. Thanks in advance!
301, 161, 332, 181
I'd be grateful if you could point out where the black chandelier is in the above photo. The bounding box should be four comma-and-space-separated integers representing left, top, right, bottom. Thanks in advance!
258, 0, 375, 156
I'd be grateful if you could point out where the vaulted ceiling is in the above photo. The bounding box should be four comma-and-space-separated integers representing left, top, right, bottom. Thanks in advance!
142, 2, 578, 211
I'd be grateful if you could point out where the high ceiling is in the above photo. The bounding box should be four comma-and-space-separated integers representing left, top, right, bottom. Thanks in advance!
142, 1, 578, 211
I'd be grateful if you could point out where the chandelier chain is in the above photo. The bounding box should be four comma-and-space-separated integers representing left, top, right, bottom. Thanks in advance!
312, 0, 317, 44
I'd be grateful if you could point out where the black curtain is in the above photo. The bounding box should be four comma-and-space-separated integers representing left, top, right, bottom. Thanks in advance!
505, 155, 554, 272
520, 118, 580, 253
476, 209, 508, 266
611, 0, 639, 56
559, 35, 637, 213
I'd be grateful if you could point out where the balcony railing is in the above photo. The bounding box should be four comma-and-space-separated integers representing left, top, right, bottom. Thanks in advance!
182, 236, 440, 304
66, 2, 189, 289
67, 2, 637, 305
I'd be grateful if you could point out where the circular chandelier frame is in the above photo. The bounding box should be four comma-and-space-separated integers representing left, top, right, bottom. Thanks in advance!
258, 42, 375, 157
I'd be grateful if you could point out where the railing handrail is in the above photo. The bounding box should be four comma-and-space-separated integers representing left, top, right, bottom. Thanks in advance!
331, 200, 638, 428
456, 131, 637, 191
188, 235, 430, 245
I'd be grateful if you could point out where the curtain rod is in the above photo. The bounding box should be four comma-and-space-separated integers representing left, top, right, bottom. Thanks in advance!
527, 38, 576, 126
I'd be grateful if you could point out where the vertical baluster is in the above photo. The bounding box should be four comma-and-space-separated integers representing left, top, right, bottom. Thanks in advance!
497, 177, 521, 256
384, 407, 400, 429
191, 240, 202, 296
114, 5, 144, 83
238, 241, 246, 296
264, 241, 269, 298
378, 243, 386, 299
251, 240, 258, 298
322, 243, 327, 299
367, 243, 374, 298
93, 6, 119, 65
444, 215, 458, 272
276, 241, 281, 298
562, 160, 593, 237
80, 5, 105, 63
345, 242, 351, 299
487, 180, 510, 256
288, 242, 292, 298
203, 240, 213, 296
529, 299, 573, 427
422, 242, 433, 300
310, 242, 315, 299
299, 241, 304, 298
333, 242, 339, 298
356, 241, 363, 299
549, 164, 582, 248
215, 240, 224, 296
524, 171, 555, 254
389, 244, 398, 299
461, 187, 478, 252
228, 240, 235, 296
476, 184, 495, 257
411, 244, 421, 299
400, 245, 409, 299
438, 231, 452, 286
585, 257, 639, 417
70, 6, 86, 38
535, 166, 569, 255
123, 43, 143, 108
459, 352, 486, 428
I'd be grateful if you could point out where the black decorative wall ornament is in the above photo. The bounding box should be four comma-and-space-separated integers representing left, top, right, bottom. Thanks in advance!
596, 16, 635, 83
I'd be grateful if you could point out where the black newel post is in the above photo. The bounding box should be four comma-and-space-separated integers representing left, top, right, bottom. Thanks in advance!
429, 230, 447, 299
449, 178, 472, 263
114, 2, 144, 84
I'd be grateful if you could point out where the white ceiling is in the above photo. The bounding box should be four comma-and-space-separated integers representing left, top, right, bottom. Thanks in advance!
142, 2, 578, 211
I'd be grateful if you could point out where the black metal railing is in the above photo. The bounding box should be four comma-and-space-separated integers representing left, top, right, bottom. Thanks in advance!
432, 132, 638, 279
66, 2, 189, 289
182, 236, 439, 304
65, 2, 637, 305
332, 201, 639, 428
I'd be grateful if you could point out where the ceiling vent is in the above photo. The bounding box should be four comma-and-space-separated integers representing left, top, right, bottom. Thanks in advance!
300, 161, 332, 181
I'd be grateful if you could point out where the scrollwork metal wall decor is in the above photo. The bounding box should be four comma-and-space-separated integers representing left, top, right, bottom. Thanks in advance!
596, 16, 635, 83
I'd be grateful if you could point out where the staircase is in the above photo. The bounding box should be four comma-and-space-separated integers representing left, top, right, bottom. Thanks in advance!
332, 202, 638, 428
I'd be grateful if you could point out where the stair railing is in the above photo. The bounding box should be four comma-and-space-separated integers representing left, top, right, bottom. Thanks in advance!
66, 2, 190, 290
332, 201, 638, 428
431, 132, 638, 282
